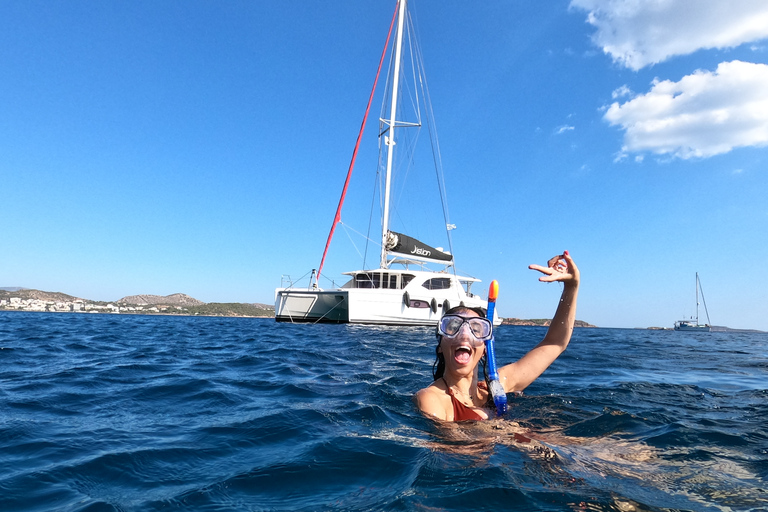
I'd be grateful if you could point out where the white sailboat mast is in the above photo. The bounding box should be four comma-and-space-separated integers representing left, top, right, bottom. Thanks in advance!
695, 272, 700, 324
380, 0, 407, 269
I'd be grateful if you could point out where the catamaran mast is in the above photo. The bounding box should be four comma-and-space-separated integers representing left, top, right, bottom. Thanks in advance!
380, 0, 407, 269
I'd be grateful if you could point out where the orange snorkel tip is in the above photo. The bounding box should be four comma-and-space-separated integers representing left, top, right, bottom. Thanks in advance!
488, 280, 499, 302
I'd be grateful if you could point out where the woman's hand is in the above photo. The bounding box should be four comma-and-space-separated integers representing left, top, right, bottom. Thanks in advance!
529, 250, 579, 285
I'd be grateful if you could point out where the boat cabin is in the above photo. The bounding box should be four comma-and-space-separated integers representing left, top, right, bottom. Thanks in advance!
340, 270, 479, 297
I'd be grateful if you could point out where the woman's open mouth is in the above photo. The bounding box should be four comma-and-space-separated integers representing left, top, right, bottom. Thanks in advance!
453, 345, 473, 365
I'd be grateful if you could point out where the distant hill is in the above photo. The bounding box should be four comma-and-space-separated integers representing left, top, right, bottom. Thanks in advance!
183, 303, 275, 317
0, 288, 83, 302
117, 293, 205, 306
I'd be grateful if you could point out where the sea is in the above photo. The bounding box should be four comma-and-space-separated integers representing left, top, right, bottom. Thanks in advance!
1, 311, 766, 512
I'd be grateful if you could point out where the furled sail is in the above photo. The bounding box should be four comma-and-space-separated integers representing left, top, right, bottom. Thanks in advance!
385, 231, 453, 262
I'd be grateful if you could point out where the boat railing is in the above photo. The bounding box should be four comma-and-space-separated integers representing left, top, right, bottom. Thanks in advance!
280, 271, 339, 291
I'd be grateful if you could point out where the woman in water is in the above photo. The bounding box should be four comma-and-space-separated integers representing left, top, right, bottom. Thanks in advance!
414, 251, 580, 421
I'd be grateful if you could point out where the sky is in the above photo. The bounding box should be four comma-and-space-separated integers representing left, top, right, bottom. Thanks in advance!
2, 0, 768, 331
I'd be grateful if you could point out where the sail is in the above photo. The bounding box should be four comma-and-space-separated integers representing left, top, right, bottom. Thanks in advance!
385, 231, 453, 263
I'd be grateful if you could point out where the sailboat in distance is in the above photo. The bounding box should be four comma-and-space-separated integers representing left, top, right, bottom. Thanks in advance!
274, 0, 496, 325
674, 273, 712, 332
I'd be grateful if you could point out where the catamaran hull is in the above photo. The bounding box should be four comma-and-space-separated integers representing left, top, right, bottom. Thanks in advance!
674, 322, 711, 332
274, 290, 348, 323
275, 288, 490, 326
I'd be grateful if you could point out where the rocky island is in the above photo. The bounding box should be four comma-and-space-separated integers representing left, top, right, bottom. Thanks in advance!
501, 317, 596, 327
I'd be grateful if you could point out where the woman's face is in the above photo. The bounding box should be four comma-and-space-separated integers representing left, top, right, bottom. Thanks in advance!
439, 309, 486, 377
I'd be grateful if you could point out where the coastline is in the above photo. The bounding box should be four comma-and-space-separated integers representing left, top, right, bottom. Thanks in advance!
502, 318, 597, 328
0, 289, 274, 318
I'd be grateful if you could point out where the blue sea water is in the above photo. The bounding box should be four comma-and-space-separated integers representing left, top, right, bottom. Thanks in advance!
1, 311, 766, 512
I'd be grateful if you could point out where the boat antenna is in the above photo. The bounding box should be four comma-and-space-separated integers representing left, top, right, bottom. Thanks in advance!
314, 2, 399, 287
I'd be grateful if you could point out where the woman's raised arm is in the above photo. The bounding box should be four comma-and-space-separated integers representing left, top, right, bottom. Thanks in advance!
498, 251, 580, 393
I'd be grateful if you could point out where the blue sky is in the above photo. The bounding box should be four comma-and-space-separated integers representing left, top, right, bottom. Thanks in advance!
3, 0, 767, 330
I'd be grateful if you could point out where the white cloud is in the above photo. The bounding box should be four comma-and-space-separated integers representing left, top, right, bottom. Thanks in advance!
612, 85, 633, 99
570, 0, 768, 70
556, 125, 575, 134
604, 60, 768, 159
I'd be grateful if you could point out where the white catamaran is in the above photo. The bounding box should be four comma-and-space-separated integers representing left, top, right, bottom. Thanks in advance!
275, 0, 496, 326
674, 273, 712, 332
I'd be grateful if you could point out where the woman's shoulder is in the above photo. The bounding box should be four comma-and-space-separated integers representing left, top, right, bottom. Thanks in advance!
413, 381, 450, 420
414, 381, 446, 401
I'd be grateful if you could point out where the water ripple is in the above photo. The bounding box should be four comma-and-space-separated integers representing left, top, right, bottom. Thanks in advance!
1, 312, 766, 511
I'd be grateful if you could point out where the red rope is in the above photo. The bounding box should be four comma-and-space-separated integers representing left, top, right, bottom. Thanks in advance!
316, 2, 400, 285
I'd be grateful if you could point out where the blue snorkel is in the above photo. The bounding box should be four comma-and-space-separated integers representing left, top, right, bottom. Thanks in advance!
485, 280, 508, 417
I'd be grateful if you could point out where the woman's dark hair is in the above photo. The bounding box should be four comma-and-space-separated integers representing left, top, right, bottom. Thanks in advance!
432, 343, 445, 381
432, 305, 487, 380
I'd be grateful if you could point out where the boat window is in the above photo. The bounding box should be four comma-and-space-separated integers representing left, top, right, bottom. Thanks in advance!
354, 273, 376, 288
401, 274, 415, 289
354, 272, 397, 289
422, 278, 452, 290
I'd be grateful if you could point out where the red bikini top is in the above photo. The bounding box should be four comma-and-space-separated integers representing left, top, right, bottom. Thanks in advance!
443, 378, 486, 421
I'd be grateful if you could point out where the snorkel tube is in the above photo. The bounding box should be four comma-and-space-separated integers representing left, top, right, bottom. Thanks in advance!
485, 280, 508, 417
